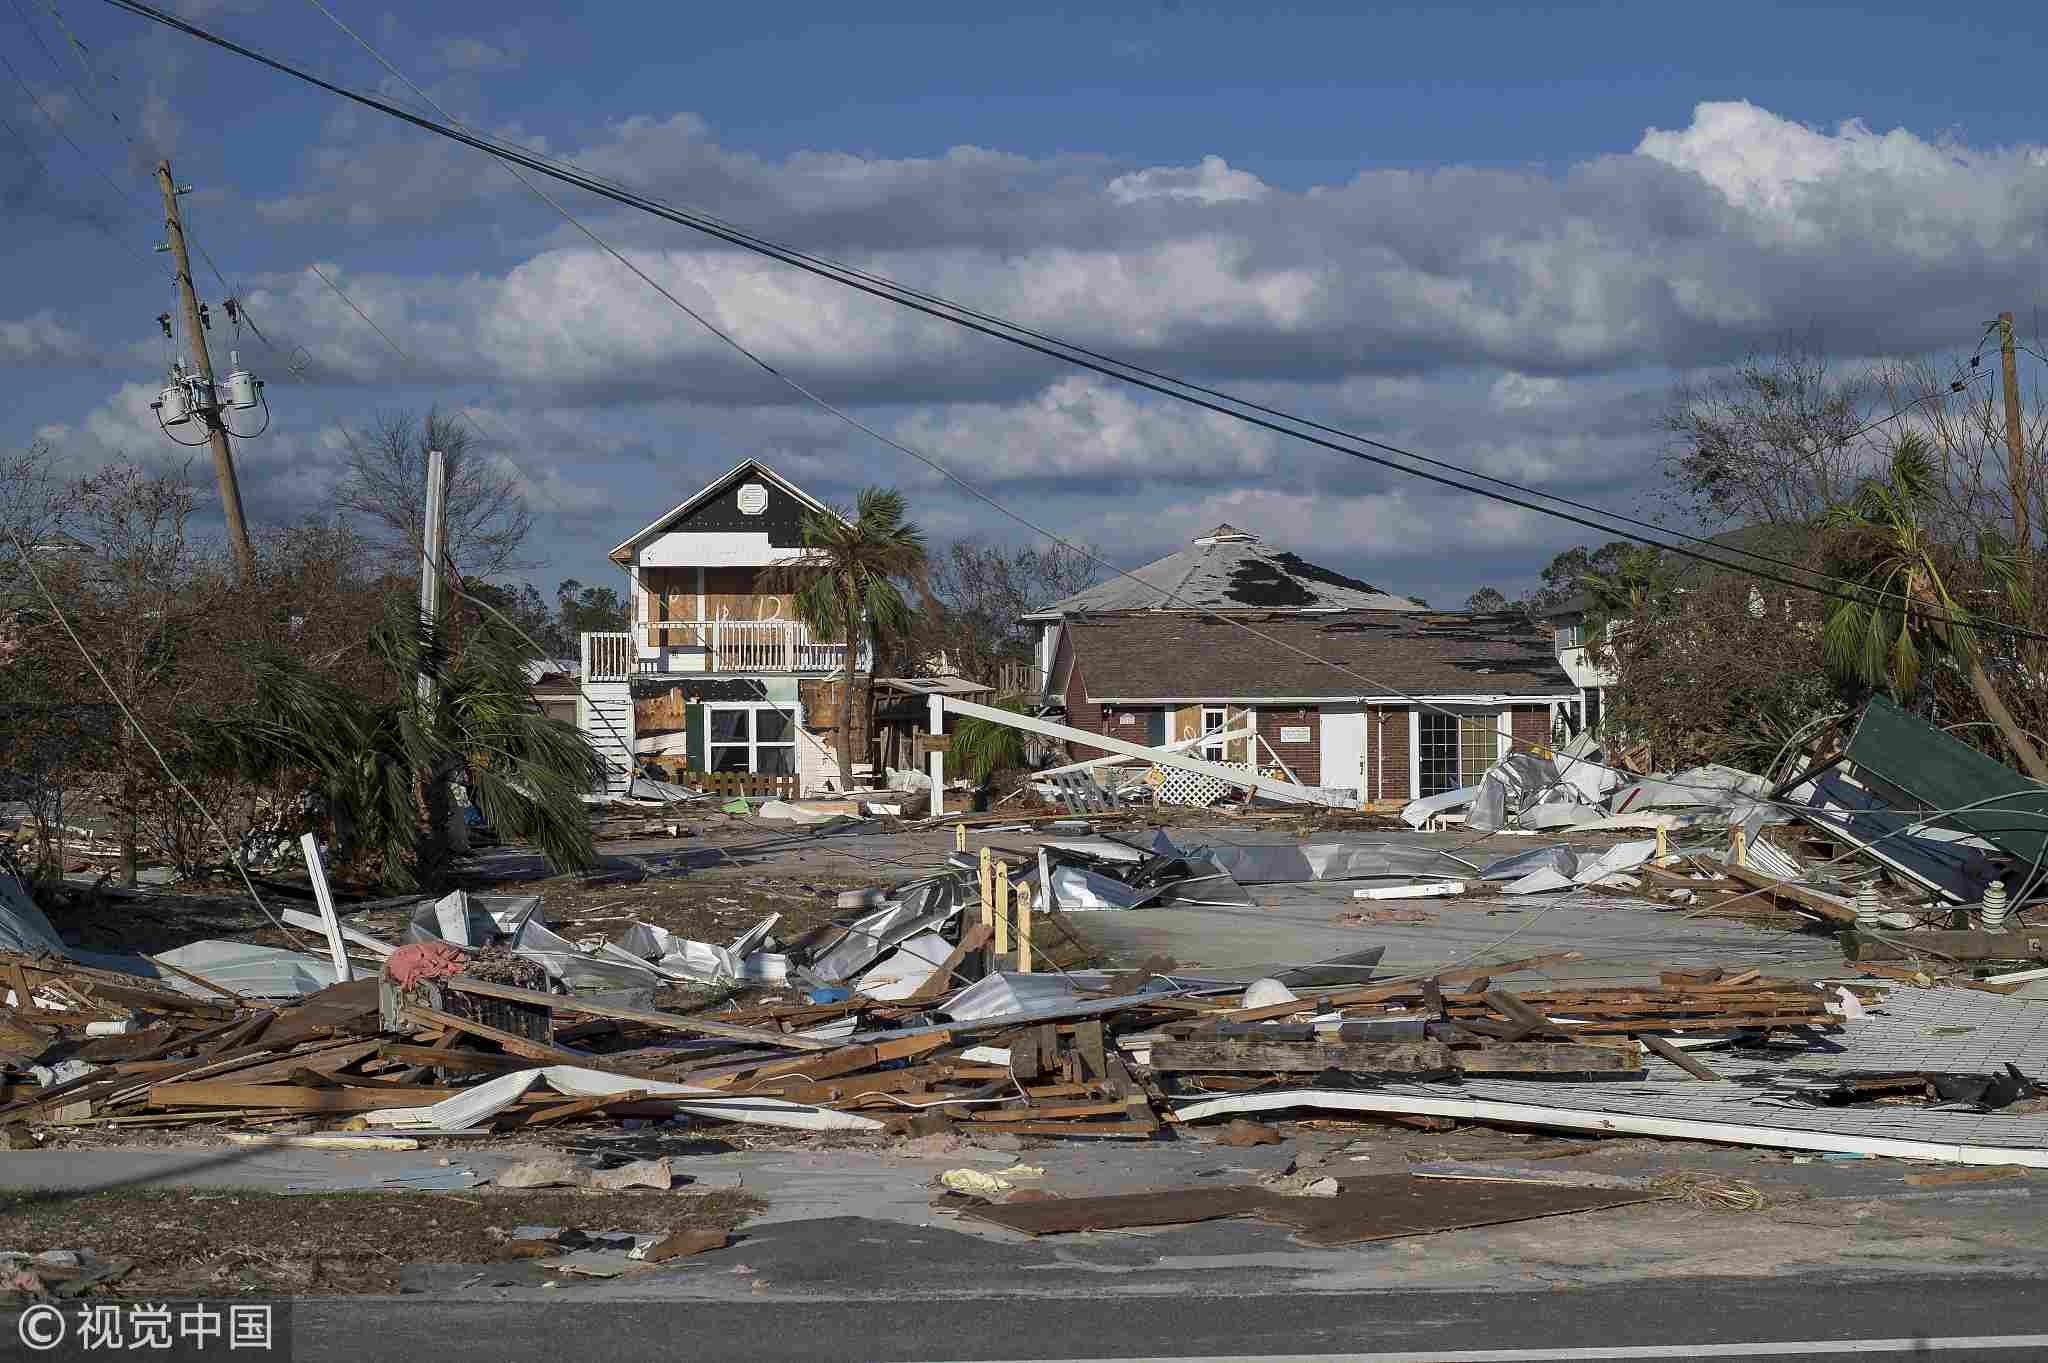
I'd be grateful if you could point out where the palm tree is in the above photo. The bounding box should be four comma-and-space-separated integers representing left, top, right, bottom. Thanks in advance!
205, 604, 604, 891
1821, 433, 2048, 780
766, 488, 927, 790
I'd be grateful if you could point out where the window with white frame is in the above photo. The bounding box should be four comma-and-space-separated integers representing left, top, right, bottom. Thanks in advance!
1555, 621, 1584, 650
1418, 710, 1501, 797
1198, 706, 1228, 762
706, 704, 797, 774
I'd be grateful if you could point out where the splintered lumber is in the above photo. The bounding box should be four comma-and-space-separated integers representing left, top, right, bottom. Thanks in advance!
903, 922, 991, 1003
442, 976, 833, 1051
1147, 1039, 1453, 1075
1637, 1034, 1725, 1081
1843, 929, 2048, 964
146, 1081, 460, 1112
1719, 864, 1858, 925
1482, 990, 1577, 1041
734, 1032, 948, 1084
376, 1043, 542, 1075
399, 1004, 584, 1064
1454, 1042, 1644, 1076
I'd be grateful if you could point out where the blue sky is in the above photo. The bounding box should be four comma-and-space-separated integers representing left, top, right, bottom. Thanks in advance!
7, 0, 2048, 608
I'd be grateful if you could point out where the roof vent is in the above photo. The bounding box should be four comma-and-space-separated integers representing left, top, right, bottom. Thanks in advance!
737, 482, 769, 515
1192, 522, 1257, 545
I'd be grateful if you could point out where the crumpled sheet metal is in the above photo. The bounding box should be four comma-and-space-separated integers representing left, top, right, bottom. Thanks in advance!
1155, 834, 1475, 886
941, 971, 1088, 1022
0, 872, 68, 958
403, 891, 666, 990
152, 941, 345, 998
1400, 785, 1479, 828
854, 930, 952, 1000
357, 1064, 883, 1134
810, 876, 964, 982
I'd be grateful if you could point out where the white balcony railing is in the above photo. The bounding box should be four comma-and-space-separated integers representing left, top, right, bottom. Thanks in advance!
593, 622, 871, 675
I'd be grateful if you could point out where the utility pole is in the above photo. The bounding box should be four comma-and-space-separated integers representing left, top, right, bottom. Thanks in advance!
157, 160, 255, 576
416, 448, 468, 857
417, 447, 448, 704
1999, 311, 2029, 561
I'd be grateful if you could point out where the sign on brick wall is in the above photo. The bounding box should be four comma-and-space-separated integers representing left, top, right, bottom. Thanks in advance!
1279, 725, 1311, 743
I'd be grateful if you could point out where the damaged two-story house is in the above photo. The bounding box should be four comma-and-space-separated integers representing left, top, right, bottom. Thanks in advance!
1024, 525, 1578, 804
579, 459, 870, 796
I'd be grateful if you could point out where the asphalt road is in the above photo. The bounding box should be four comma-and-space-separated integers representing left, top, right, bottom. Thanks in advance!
61, 1273, 2028, 1363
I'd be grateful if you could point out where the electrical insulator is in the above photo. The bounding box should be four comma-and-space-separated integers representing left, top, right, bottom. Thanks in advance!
198, 302, 211, 331
226, 350, 259, 410
155, 379, 191, 425
222, 297, 239, 324
156, 312, 173, 339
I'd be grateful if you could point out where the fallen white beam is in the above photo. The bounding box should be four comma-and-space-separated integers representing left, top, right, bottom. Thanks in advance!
1172, 1088, 2048, 1168
280, 909, 397, 958
1032, 722, 1250, 781
299, 834, 353, 984
935, 696, 1345, 808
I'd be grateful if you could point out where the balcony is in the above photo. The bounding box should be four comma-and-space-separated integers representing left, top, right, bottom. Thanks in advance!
582, 624, 869, 682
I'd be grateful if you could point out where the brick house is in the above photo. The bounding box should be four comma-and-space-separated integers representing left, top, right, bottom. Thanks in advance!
1027, 526, 1576, 803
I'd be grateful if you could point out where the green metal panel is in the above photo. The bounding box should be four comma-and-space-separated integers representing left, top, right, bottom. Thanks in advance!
1144, 708, 1166, 746
685, 703, 705, 774
1843, 697, 2048, 866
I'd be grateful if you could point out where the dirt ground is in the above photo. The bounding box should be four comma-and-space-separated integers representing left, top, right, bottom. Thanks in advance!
0, 1186, 763, 1297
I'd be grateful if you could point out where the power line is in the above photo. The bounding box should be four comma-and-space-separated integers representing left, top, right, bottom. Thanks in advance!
95, 0, 2048, 650
145, 0, 1992, 604
274, 1, 1854, 806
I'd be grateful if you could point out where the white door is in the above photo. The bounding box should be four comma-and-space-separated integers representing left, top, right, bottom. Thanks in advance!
1319, 706, 1368, 796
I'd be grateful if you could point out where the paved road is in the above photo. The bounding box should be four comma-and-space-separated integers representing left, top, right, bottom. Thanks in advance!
142, 1274, 2041, 1362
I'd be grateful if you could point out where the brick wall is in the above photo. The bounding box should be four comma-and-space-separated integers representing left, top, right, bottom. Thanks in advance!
1370, 705, 1412, 801
1510, 704, 1555, 755
1258, 706, 1321, 786
1060, 633, 1110, 760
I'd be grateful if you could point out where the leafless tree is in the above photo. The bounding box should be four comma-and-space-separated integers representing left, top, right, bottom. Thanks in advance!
337, 408, 534, 578
910, 538, 1099, 684
1660, 337, 1882, 530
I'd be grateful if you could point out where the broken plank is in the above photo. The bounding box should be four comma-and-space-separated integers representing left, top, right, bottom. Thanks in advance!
1454, 1042, 1644, 1076
1482, 990, 1579, 1041
399, 1004, 584, 1064
376, 1043, 536, 1075
1843, 929, 2048, 964
967, 1100, 1129, 1121
903, 922, 992, 1003
146, 1081, 461, 1112
1147, 1039, 1453, 1075
442, 976, 832, 1051
1720, 864, 1858, 925
1637, 1033, 1726, 1081
958, 1118, 1157, 1138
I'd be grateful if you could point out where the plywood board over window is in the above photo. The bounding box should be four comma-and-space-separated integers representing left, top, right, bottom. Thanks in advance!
642, 566, 701, 647
702, 567, 797, 629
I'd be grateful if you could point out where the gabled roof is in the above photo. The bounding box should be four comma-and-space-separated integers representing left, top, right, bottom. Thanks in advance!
608, 459, 844, 563
1064, 609, 1574, 702
1026, 526, 1421, 618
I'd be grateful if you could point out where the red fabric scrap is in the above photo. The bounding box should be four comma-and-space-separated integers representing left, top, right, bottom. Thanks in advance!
384, 941, 470, 988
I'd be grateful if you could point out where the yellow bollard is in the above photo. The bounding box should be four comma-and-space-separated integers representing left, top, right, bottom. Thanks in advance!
955, 823, 967, 853
979, 846, 993, 929
1655, 823, 1668, 861
1017, 883, 1033, 974
993, 861, 1011, 957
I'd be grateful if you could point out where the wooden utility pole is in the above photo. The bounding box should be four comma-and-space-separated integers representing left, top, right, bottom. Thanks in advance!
416, 447, 448, 704
1999, 311, 2029, 559
157, 160, 255, 576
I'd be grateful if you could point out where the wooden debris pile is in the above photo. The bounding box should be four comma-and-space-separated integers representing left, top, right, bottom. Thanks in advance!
2, 934, 1851, 1138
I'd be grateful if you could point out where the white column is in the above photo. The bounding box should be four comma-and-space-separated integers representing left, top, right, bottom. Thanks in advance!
929, 750, 946, 817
